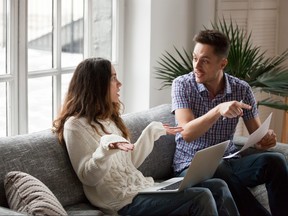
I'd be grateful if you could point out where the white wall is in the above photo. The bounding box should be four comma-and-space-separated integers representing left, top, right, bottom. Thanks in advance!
194, 0, 216, 33
122, 0, 152, 113
149, 0, 195, 108
122, 0, 195, 113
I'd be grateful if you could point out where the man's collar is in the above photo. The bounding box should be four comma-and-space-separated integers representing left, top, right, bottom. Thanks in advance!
224, 73, 232, 94
197, 82, 207, 93
196, 73, 232, 95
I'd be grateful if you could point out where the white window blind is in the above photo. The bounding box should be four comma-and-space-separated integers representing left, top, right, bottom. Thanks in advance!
217, 0, 279, 56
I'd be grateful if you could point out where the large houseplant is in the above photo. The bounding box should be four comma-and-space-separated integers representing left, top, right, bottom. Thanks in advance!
155, 19, 288, 111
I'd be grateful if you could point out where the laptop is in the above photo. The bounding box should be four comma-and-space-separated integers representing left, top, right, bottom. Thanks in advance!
139, 140, 229, 193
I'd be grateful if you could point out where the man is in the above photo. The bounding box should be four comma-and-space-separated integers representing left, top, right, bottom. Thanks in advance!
171, 29, 288, 216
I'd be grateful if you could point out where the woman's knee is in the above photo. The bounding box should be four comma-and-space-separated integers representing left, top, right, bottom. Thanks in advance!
182, 188, 218, 215
185, 187, 214, 203
199, 178, 234, 199
199, 178, 228, 190
208, 178, 228, 187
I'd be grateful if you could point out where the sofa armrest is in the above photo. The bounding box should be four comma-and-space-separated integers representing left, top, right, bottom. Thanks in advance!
0, 207, 25, 215
233, 135, 288, 160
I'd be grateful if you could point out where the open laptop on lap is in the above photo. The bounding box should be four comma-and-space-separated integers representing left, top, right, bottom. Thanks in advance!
139, 140, 229, 193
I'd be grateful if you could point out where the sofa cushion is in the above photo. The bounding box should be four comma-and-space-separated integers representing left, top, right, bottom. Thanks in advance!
249, 185, 270, 213
65, 203, 105, 216
122, 104, 176, 180
4, 171, 67, 215
0, 129, 87, 207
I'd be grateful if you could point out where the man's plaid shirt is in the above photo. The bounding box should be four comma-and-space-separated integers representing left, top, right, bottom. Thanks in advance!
171, 72, 258, 173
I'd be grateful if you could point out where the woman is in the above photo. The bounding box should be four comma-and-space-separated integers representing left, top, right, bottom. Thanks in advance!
53, 57, 239, 216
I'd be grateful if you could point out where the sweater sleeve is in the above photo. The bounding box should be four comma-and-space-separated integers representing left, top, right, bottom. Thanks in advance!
131, 121, 166, 168
64, 118, 128, 186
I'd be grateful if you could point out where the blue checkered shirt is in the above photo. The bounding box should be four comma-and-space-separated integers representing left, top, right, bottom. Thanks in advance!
171, 72, 258, 173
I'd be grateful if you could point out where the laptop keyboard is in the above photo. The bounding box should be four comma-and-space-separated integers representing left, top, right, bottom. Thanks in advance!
157, 180, 183, 191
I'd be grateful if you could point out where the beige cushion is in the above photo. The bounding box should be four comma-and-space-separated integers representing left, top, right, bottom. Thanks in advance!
4, 171, 67, 216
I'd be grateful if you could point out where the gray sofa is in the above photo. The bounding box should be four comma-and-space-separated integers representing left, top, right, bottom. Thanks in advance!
0, 104, 287, 215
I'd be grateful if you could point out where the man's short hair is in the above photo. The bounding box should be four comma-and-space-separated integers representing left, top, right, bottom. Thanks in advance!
193, 29, 230, 58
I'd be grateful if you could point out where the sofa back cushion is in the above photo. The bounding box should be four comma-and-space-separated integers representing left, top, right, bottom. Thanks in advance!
122, 104, 176, 180
0, 129, 87, 208
0, 104, 176, 208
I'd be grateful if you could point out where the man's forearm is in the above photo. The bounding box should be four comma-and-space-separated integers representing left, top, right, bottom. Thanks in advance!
181, 106, 221, 142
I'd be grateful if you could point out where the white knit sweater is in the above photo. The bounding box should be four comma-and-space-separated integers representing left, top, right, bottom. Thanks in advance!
63, 117, 166, 215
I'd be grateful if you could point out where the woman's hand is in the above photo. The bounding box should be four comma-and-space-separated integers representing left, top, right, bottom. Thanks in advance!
109, 142, 134, 152
255, 129, 277, 150
163, 124, 183, 135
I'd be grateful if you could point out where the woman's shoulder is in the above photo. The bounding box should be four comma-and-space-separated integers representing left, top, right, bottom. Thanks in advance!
64, 116, 90, 131
64, 116, 112, 133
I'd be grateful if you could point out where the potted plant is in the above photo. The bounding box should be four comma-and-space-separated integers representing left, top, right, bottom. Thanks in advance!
154, 19, 288, 111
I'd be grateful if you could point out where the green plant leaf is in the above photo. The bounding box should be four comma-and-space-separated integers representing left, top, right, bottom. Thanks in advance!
257, 98, 288, 111
154, 47, 193, 89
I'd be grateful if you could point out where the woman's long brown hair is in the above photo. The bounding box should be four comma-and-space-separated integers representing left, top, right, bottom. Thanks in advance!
52, 57, 129, 144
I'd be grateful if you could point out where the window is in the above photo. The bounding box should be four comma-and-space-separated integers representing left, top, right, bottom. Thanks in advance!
0, 0, 6, 75
0, 0, 8, 137
0, 0, 121, 136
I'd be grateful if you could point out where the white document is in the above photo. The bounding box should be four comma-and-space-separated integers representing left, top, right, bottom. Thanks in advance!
224, 113, 273, 159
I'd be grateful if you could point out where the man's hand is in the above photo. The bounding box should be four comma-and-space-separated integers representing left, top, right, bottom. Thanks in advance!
163, 124, 183, 135
109, 142, 134, 152
255, 129, 277, 150
219, 101, 251, 119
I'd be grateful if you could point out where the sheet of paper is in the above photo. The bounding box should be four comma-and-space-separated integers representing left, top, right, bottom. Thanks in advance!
224, 113, 273, 159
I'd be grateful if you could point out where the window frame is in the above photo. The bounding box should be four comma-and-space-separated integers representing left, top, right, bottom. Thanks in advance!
0, 0, 122, 136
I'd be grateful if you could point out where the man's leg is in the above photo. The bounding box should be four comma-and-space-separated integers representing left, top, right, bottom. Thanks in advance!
215, 157, 270, 216
258, 152, 288, 216
215, 152, 288, 216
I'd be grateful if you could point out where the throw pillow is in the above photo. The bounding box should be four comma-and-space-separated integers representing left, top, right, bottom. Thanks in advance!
4, 171, 67, 216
